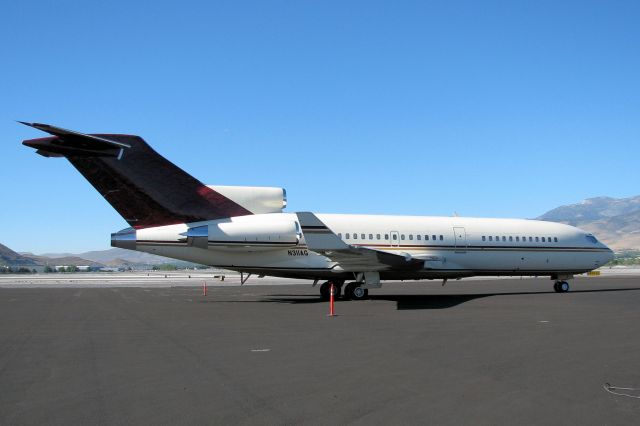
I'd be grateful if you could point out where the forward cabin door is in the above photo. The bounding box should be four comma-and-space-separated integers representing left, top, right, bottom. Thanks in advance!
453, 227, 467, 253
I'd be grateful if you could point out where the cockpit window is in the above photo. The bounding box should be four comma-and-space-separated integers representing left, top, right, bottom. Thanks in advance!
585, 234, 598, 244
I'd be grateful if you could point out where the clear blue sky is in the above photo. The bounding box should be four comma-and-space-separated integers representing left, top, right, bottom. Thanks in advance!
2, 0, 639, 253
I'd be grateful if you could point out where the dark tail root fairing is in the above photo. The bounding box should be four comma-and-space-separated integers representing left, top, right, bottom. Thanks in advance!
21, 122, 252, 228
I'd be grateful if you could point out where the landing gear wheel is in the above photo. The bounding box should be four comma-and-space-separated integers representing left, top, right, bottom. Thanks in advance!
344, 282, 368, 300
352, 286, 368, 300
320, 281, 341, 300
320, 282, 330, 300
553, 282, 560, 293
554, 281, 570, 293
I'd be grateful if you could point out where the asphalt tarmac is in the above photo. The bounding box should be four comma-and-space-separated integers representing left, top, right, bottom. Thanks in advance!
1, 276, 639, 425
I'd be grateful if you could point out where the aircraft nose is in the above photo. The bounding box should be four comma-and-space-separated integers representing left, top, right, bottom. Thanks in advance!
599, 243, 615, 265
604, 248, 615, 264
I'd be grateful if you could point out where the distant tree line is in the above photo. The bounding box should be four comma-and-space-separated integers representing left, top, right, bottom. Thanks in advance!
153, 264, 179, 271
151, 263, 210, 271
47, 265, 79, 273
606, 256, 640, 266
0, 266, 37, 274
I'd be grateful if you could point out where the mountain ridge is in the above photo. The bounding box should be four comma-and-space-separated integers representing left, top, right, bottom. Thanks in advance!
0, 243, 38, 267
537, 195, 640, 251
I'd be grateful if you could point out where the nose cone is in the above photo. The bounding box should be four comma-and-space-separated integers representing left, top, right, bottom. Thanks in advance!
602, 246, 615, 264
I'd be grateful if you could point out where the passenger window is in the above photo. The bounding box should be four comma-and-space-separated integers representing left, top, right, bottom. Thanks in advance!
482, 236, 486, 241
554, 237, 558, 242
535, 237, 539, 242
502, 236, 506, 242
516, 236, 519, 242
377, 234, 381, 240
425, 235, 429, 240
385, 234, 389, 240
417, 235, 421, 241
401, 234, 405, 240
542, 237, 546, 242
439, 235, 443, 241
495, 236, 499, 241
409, 234, 413, 240
392, 234, 397, 240
509, 236, 513, 242
361, 234, 365, 239
489, 236, 493, 241
338, 233, 342, 238
369, 234, 373, 240
432, 235, 437, 241
346, 233, 350, 239
529, 237, 533, 242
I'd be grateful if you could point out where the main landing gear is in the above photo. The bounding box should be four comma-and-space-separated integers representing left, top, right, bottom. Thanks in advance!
553, 280, 570, 293
343, 282, 369, 301
319, 281, 369, 300
319, 281, 342, 300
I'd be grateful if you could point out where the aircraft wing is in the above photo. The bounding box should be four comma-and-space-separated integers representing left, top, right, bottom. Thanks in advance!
296, 212, 424, 272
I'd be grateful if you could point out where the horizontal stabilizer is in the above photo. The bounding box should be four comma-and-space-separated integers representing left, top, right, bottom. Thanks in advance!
20, 121, 130, 158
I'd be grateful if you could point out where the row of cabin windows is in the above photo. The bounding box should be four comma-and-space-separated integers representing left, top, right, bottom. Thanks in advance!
481, 235, 559, 243
336, 233, 559, 244
338, 233, 445, 242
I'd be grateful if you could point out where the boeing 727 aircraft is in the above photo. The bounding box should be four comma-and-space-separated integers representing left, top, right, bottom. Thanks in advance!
21, 122, 614, 300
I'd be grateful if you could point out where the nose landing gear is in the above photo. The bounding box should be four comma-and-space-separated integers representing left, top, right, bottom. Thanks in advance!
553, 280, 570, 293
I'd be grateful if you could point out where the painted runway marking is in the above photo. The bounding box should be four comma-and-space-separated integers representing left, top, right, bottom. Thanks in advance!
251, 349, 271, 352
538, 320, 550, 323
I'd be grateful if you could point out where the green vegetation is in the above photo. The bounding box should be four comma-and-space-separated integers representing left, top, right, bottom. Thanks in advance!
153, 264, 179, 271
605, 251, 640, 267
606, 257, 640, 266
0, 266, 36, 274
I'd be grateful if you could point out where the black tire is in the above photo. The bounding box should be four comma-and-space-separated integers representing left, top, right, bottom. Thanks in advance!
553, 282, 560, 293
343, 282, 368, 301
351, 286, 369, 300
320, 282, 330, 300
333, 284, 342, 299
559, 281, 570, 292
343, 282, 356, 300
320, 281, 341, 300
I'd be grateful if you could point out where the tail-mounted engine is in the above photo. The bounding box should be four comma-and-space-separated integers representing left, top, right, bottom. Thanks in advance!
185, 218, 300, 249
112, 214, 300, 251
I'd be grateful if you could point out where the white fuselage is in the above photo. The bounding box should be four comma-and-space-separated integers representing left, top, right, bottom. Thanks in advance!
120, 213, 613, 281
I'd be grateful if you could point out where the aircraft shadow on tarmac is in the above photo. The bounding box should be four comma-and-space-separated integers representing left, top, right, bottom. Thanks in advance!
263, 287, 640, 310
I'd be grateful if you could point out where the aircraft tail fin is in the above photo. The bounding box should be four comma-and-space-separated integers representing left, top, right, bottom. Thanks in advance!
21, 122, 252, 228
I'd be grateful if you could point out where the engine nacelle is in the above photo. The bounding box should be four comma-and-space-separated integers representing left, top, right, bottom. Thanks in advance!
187, 216, 300, 250
112, 214, 300, 252
207, 185, 286, 214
